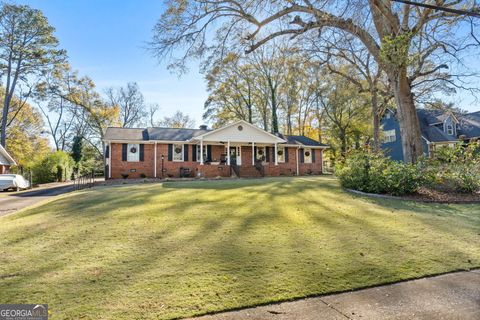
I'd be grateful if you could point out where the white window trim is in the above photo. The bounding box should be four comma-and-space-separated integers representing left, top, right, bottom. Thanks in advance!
383, 129, 396, 143
256, 146, 266, 161
304, 148, 312, 164
127, 143, 140, 162
196, 145, 207, 163
446, 124, 454, 136
173, 143, 184, 162
277, 146, 285, 163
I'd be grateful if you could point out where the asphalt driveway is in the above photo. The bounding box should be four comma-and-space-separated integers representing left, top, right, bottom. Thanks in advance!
191, 270, 480, 320
0, 182, 74, 217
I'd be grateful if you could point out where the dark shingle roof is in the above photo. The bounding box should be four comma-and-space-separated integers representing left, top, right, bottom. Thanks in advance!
277, 134, 328, 147
458, 111, 480, 139
104, 127, 327, 147
103, 128, 148, 141
416, 109, 457, 142
147, 127, 211, 141
421, 126, 457, 143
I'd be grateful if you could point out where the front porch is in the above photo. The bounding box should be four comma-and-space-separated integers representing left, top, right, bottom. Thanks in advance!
187, 121, 323, 178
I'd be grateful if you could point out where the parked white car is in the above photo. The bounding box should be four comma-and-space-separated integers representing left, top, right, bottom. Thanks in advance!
0, 174, 30, 191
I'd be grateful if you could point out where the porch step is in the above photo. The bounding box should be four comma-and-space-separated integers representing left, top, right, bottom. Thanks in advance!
233, 165, 264, 178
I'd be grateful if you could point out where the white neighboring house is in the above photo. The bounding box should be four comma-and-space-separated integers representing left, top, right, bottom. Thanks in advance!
0, 145, 16, 174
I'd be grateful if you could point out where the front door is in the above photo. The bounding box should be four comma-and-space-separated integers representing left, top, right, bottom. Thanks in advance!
229, 147, 237, 165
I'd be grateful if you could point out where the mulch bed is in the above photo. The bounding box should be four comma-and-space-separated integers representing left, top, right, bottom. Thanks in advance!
347, 187, 480, 204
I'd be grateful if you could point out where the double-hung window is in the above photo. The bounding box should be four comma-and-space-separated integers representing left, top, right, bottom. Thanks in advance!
277, 146, 285, 163
383, 129, 396, 143
304, 148, 312, 164
127, 144, 140, 162
173, 144, 184, 162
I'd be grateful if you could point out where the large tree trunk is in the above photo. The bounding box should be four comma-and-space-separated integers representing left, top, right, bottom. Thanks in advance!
0, 99, 8, 147
390, 68, 423, 163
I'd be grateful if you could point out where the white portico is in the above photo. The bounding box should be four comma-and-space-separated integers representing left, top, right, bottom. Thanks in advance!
190, 120, 286, 166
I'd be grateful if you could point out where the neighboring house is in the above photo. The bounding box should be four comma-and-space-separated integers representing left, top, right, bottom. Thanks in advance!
103, 120, 328, 179
381, 108, 480, 161
0, 145, 16, 174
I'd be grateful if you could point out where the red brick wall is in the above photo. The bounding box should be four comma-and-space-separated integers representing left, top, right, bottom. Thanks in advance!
109, 143, 323, 179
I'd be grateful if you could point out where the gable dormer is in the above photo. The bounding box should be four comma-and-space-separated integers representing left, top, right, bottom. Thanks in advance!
443, 114, 459, 137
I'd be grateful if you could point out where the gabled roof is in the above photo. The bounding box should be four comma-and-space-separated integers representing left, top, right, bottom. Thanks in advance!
457, 111, 480, 138
104, 120, 327, 147
421, 125, 457, 143
417, 109, 458, 143
0, 145, 16, 166
191, 120, 285, 143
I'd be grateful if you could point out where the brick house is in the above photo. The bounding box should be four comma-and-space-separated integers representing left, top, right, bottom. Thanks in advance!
0, 145, 16, 174
103, 120, 328, 179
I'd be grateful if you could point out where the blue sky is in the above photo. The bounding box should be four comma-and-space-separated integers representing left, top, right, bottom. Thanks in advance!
17, 0, 480, 124
19, 0, 208, 125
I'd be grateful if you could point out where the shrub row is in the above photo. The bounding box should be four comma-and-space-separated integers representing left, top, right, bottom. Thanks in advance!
336, 142, 480, 196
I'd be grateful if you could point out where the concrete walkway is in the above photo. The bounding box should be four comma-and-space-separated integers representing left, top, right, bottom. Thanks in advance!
0, 182, 74, 217
191, 270, 480, 320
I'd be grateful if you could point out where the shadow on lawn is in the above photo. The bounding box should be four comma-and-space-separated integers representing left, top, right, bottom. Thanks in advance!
1, 177, 479, 319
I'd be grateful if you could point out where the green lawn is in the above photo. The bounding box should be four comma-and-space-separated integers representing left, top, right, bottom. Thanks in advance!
0, 177, 479, 319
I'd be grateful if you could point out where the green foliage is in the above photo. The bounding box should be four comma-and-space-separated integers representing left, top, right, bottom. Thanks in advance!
336, 150, 422, 196
379, 32, 413, 69
71, 136, 83, 163
1, 178, 479, 319
32, 151, 75, 184
422, 142, 480, 193
337, 143, 480, 196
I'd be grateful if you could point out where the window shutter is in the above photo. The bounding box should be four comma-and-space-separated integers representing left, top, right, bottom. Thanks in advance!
312, 149, 316, 163
192, 145, 197, 162
105, 145, 109, 158
207, 145, 212, 162
300, 148, 304, 163
139, 144, 145, 161
122, 144, 127, 161
285, 147, 289, 162
254, 146, 257, 161
184, 144, 189, 162
168, 144, 173, 161
265, 147, 270, 162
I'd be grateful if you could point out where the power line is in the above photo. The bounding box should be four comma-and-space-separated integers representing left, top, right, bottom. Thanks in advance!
390, 0, 480, 18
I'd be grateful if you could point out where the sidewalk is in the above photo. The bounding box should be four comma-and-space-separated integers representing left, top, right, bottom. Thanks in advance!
191, 270, 480, 320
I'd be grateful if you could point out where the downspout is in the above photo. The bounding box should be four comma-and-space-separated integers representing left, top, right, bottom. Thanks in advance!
108, 141, 112, 179
296, 146, 300, 176
154, 142, 157, 178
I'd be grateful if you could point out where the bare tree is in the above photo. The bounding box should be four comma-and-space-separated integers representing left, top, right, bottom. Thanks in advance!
159, 111, 196, 128
106, 82, 148, 128
150, 0, 480, 163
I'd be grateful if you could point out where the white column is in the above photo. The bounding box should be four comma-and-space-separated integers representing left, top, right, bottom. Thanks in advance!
296, 146, 300, 175
227, 141, 231, 165
274, 143, 278, 165
154, 142, 157, 178
252, 142, 255, 165
200, 140, 204, 165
